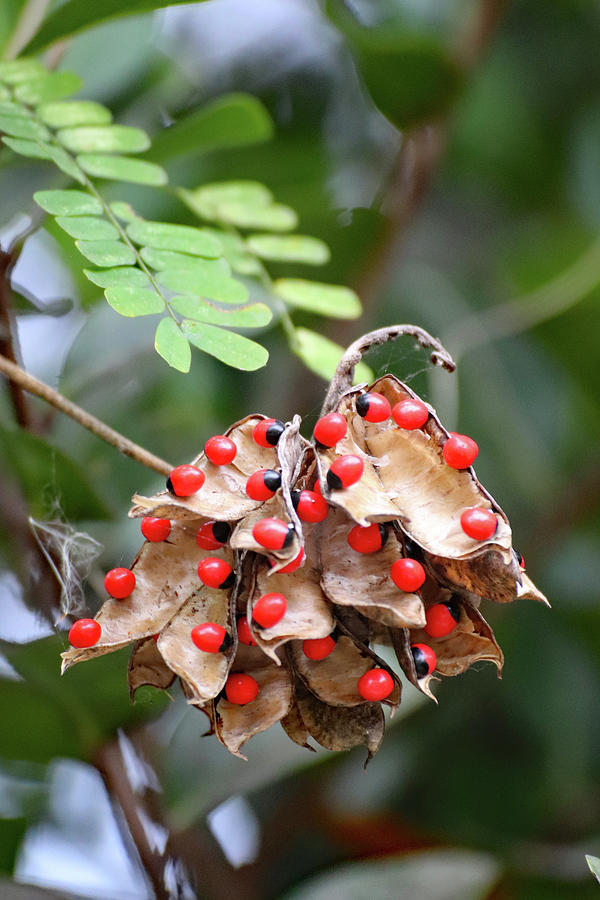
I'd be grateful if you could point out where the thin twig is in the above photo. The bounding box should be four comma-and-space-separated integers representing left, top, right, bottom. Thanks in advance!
0, 354, 173, 475
3, 0, 52, 60
0, 250, 32, 428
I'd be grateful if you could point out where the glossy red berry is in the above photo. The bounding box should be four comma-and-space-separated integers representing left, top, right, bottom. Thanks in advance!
252, 517, 294, 551
347, 522, 388, 554
197, 557, 235, 589
460, 507, 497, 540
204, 435, 237, 465
225, 673, 259, 705
313, 412, 347, 447
392, 398, 429, 430
390, 558, 426, 592
68, 618, 101, 648
326, 454, 364, 490
302, 635, 336, 660
357, 668, 394, 701
515, 550, 526, 570
246, 469, 281, 501
424, 599, 460, 638
272, 548, 305, 573
355, 392, 391, 423
443, 432, 478, 469
104, 567, 135, 599
313, 479, 323, 497
191, 622, 228, 653
291, 489, 329, 523
167, 464, 205, 496
252, 418, 285, 447
252, 592, 287, 628
196, 521, 231, 550
141, 517, 171, 542
237, 616, 256, 645
411, 643, 437, 678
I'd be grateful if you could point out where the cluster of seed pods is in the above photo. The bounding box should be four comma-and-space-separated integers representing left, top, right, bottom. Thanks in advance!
62, 329, 548, 759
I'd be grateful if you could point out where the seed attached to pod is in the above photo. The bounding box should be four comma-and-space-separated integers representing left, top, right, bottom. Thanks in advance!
355, 392, 391, 423
392, 398, 429, 430
271, 548, 305, 573
302, 635, 336, 660
411, 643, 437, 678
313, 412, 347, 448
141, 517, 171, 542
252, 517, 295, 551
291, 489, 328, 523
105, 567, 135, 599
443, 432, 478, 469
390, 558, 426, 592
252, 592, 287, 628
252, 418, 285, 447
515, 550, 526, 570
196, 521, 231, 550
326, 454, 364, 490
197, 557, 235, 589
225, 673, 259, 705
191, 622, 228, 653
357, 668, 394, 701
460, 507, 497, 540
424, 599, 460, 638
167, 464, 205, 496
237, 616, 256, 646
68, 618, 101, 648
246, 469, 281, 501
347, 522, 388, 554
204, 435, 237, 465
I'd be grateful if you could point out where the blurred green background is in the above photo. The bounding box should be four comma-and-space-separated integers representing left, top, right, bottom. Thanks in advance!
1, 1, 599, 898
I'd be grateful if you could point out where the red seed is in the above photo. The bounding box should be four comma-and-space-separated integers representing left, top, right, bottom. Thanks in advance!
443, 432, 478, 469
411, 643, 437, 678
355, 392, 391, 423
191, 622, 227, 653
237, 616, 256, 646
68, 618, 101, 648
292, 489, 328, 523
141, 517, 171, 542
252, 517, 294, 551
347, 523, 387, 554
326, 454, 364, 490
392, 398, 429, 430
205, 435, 237, 465
460, 508, 497, 540
197, 557, 234, 589
104, 567, 135, 599
167, 464, 205, 496
313, 412, 347, 447
302, 636, 336, 660
357, 668, 394, 701
225, 673, 259, 705
252, 592, 287, 628
424, 601, 460, 638
252, 418, 285, 447
196, 521, 231, 551
246, 469, 281, 501
273, 548, 305, 573
390, 558, 426, 592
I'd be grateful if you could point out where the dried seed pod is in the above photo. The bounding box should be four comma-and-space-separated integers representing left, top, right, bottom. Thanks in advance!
294, 679, 385, 759
128, 637, 176, 699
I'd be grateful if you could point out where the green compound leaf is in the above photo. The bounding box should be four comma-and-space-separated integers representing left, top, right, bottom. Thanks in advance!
178, 181, 297, 231
293, 327, 373, 383
273, 278, 362, 319
58, 124, 150, 154
104, 286, 165, 316
34, 189, 103, 216
183, 321, 268, 370
202, 228, 263, 276
77, 154, 167, 186
127, 221, 221, 257
246, 233, 330, 265
156, 261, 249, 305
155, 318, 191, 372
2, 136, 51, 158
149, 93, 273, 160
0, 114, 50, 141
38, 100, 112, 128
84, 267, 151, 288
75, 240, 136, 267
14, 71, 83, 106
45, 144, 85, 183
0, 59, 45, 84
55, 215, 118, 241
171, 296, 272, 328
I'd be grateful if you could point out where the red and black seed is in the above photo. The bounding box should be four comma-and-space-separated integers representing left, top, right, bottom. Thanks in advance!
265, 420, 285, 445
212, 521, 231, 544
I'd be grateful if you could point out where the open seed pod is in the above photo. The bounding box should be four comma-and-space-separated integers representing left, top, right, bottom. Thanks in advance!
62, 325, 549, 760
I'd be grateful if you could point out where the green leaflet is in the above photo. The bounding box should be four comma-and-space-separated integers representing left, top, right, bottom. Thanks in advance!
109, 201, 139, 223
104, 286, 165, 316
0, 86, 8, 100
246, 233, 330, 265
77, 154, 167, 186
0, 102, 29, 116
34, 189, 103, 216
155, 318, 191, 372
55, 216, 118, 241
127, 221, 221, 258
293, 327, 373, 383
2, 136, 51, 158
0, 59, 45, 84
273, 278, 362, 319
58, 125, 150, 154
170, 296, 272, 328
586, 855, 600, 885
84, 267, 151, 288
75, 240, 136, 267
183, 321, 268, 370
202, 228, 263, 276
13, 71, 83, 106
180, 181, 273, 216
156, 262, 248, 305
45, 144, 85, 183
38, 100, 112, 128
0, 114, 50, 141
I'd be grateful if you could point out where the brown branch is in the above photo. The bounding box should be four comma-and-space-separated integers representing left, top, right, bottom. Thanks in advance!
0, 355, 173, 475
0, 249, 33, 429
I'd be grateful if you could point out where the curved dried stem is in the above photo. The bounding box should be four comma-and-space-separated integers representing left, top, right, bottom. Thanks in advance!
321, 325, 455, 415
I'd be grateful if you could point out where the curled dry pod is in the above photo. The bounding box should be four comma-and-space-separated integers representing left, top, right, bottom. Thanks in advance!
280, 701, 315, 751
128, 637, 176, 700
294, 679, 385, 760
